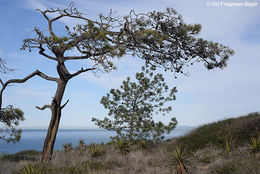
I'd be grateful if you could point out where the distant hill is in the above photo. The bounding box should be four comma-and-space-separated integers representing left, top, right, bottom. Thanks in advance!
174, 125, 194, 131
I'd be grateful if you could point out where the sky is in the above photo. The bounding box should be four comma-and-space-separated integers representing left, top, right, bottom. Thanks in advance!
0, 0, 259, 129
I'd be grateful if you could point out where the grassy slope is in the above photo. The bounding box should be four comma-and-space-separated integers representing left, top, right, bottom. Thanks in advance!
0, 112, 260, 174
176, 112, 260, 151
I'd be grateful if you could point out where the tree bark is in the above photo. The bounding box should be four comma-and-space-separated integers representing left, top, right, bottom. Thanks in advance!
41, 80, 67, 163
41, 62, 70, 163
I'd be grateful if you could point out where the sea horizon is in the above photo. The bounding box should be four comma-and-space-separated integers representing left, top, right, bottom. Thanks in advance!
0, 127, 193, 154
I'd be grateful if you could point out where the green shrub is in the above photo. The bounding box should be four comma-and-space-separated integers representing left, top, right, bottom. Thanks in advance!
88, 143, 106, 157
138, 139, 151, 150
247, 136, 260, 153
62, 142, 73, 152
0, 152, 9, 160
224, 136, 235, 154
77, 139, 87, 153
20, 163, 43, 174
115, 139, 130, 155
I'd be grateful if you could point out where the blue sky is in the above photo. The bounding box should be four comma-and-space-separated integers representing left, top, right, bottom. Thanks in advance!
0, 0, 259, 129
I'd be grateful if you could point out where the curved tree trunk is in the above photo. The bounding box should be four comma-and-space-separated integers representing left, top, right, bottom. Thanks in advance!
41, 80, 67, 163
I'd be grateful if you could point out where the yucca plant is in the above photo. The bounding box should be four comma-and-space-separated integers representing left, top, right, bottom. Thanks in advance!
62, 142, 73, 152
116, 139, 130, 155
21, 163, 43, 174
88, 143, 106, 157
247, 136, 260, 153
168, 144, 193, 174
77, 139, 87, 153
138, 139, 149, 150
0, 152, 8, 160
224, 136, 235, 154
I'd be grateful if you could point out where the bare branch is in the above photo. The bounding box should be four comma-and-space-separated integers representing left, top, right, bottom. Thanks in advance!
39, 44, 57, 61
0, 70, 58, 108
70, 67, 95, 78
35, 105, 52, 111
37, 70, 59, 82
36, 9, 50, 21
61, 99, 69, 109
0, 79, 3, 86
64, 55, 90, 60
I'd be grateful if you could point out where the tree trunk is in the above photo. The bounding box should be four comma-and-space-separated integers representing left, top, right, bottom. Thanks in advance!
41, 79, 67, 163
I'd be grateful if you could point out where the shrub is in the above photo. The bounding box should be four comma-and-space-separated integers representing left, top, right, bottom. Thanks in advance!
247, 136, 260, 153
77, 139, 87, 153
88, 143, 106, 157
224, 136, 235, 154
115, 139, 130, 155
138, 139, 149, 150
20, 163, 43, 174
62, 142, 73, 152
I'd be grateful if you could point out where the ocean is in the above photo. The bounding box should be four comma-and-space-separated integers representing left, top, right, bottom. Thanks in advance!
0, 128, 191, 154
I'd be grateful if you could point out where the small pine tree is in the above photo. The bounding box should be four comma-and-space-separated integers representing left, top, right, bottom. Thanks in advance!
0, 105, 24, 143
92, 66, 177, 141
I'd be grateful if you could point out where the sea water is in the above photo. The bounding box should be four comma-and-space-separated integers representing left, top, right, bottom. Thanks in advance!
0, 128, 191, 154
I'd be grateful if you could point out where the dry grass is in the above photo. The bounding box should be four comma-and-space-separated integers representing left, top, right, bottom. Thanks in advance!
1, 112, 260, 174
1, 141, 260, 174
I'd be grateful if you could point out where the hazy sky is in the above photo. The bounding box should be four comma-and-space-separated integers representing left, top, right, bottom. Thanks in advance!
0, 0, 259, 129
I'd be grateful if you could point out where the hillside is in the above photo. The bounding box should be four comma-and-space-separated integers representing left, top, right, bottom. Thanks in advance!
177, 112, 260, 151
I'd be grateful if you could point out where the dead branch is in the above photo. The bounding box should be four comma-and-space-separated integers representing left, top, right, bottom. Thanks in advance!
35, 105, 52, 111
61, 99, 69, 109
70, 67, 95, 78
39, 44, 57, 61
0, 70, 58, 108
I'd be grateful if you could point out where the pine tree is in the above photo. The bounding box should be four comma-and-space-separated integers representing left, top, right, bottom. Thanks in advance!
92, 66, 177, 141
0, 58, 24, 143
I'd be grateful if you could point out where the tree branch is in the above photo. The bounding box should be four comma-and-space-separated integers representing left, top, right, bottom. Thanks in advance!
70, 67, 95, 78
61, 99, 69, 109
0, 70, 58, 108
39, 44, 57, 61
36, 9, 50, 21
35, 105, 52, 111
64, 55, 90, 61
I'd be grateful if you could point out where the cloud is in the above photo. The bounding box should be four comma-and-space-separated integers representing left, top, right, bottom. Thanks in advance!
23, 0, 48, 11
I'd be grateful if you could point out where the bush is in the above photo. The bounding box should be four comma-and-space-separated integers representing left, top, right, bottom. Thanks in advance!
115, 139, 130, 155
88, 143, 106, 157
62, 143, 73, 152
247, 136, 260, 153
